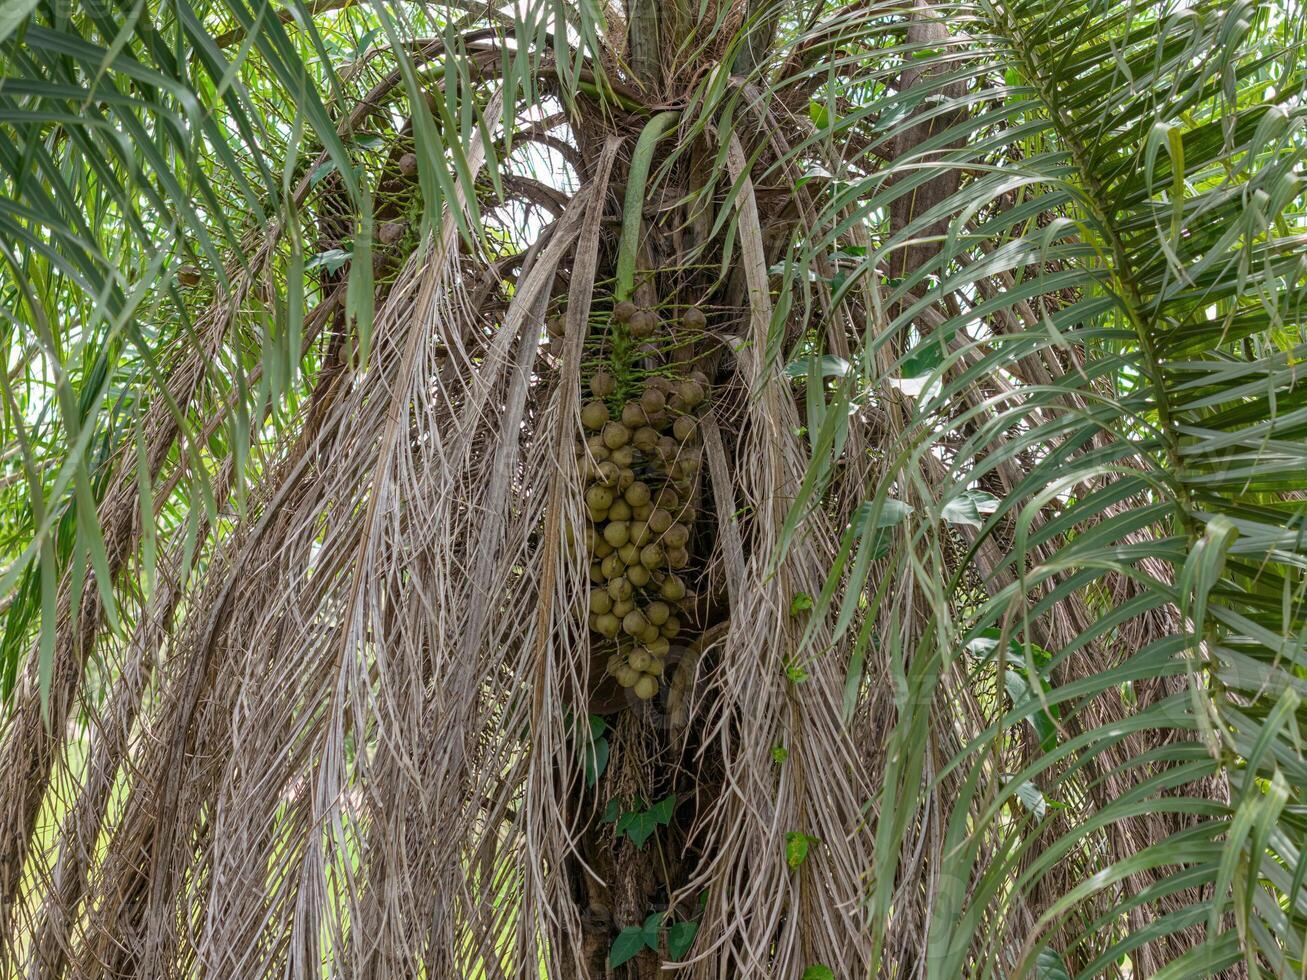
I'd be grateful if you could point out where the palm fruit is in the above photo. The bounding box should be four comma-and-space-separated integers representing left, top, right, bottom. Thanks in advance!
613, 299, 637, 323
629, 310, 657, 338
590, 563, 604, 584
661, 616, 681, 638
594, 613, 620, 638
611, 445, 636, 467
682, 306, 707, 330
640, 543, 665, 569
590, 589, 613, 615
632, 503, 653, 521
582, 400, 609, 430
591, 370, 617, 397
617, 467, 636, 491
586, 485, 614, 510
659, 575, 686, 601
673, 415, 697, 443
612, 598, 635, 618
618, 542, 640, 565
633, 426, 659, 453
626, 564, 651, 587
666, 546, 690, 569
679, 379, 706, 408
628, 647, 652, 672
601, 553, 625, 579
617, 666, 640, 688
633, 675, 659, 700
630, 520, 651, 547
596, 461, 620, 487
664, 523, 690, 549
640, 386, 666, 416
622, 609, 649, 637
645, 601, 670, 626
609, 499, 632, 522
602, 421, 631, 450
647, 637, 670, 657
640, 623, 660, 644
625, 481, 651, 507
603, 521, 630, 548
621, 401, 646, 428
586, 434, 609, 457
648, 509, 673, 534
608, 577, 633, 602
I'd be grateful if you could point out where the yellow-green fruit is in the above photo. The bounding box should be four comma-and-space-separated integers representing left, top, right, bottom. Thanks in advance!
626, 564, 651, 588
582, 400, 609, 430
603, 521, 630, 548
629, 310, 657, 338
640, 387, 666, 415
630, 520, 651, 547
628, 647, 652, 672
661, 616, 681, 638
679, 379, 706, 408
590, 589, 613, 615
601, 553, 625, 579
617, 468, 636, 492
678, 503, 697, 525
621, 401, 646, 428
584, 526, 601, 551
640, 623, 660, 644
609, 499, 632, 522
587, 505, 608, 524
632, 502, 653, 521
602, 421, 630, 450
673, 415, 697, 443
648, 637, 670, 656
606, 654, 624, 676
585, 434, 608, 456
612, 598, 635, 618
590, 563, 605, 584
646, 656, 665, 677
596, 460, 620, 487
594, 539, 614, 558
633, 675, 659, 700
660, 575, 686, 602
667, 393, 686, 414
608, 577, 633, 602
633, 426, 659, 453
617, 666, 640, 688
648, 508, 673, 534
591, 370, 616, 398
613, 299, 637, 323
664, 523, 690, 549
625, 481, 651, 507
655, 487, 680, 511
640, 544, 665, 569
646, 601, 670, 626
586, 485, 613, 511
666, 546, 690, 569
611, 445, 635, 467
657, 435, 679, 460
618, 543, 640, 564
682, 306, 707, 330
622, 609, 648, 637
594, 613, 620, 638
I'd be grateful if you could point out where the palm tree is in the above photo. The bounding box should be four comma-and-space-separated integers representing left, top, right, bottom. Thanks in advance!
0, 0, 1303, 976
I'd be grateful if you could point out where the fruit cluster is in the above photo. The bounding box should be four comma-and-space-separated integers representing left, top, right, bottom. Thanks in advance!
579, 303, 709, 700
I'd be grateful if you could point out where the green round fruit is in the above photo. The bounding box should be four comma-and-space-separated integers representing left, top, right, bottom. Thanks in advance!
589, 563, 605, 584
586, 484, 613, 511
590, 589, 613, 615
609, 499, 632, 522
664, 523, 690, 549
603, 521, 630, 548
607, 577, 633, 602
601, 553, 625, 579
661, 616, 681, 638
613, 300, 637, 323
673, 415, 697, 443
640, 623, 660, 644
640, 387, 666, 415
628, 647, 652, 672
626, 564, 651, 588
594, 539, 614, 558
659, 575, 686, 602
633, 426, 659, 453
629, 310, 657, 338
602, 421, 631, 450
590, 370, 616, 398
666, 547, 689, 569
640, 544, 665, 569
618, 543, 640, 564
594, 613, 620, 638
632, 502, 653, 521
622, 609, 648, 637
618, 467, 636, 492
612, 598, 635, 618
679, 379, 706, 408
596, 461, 620, 487
630, 520, 651, 547
648, 509, 673, 534
648, 637, 670, 656
633, 675, 659, 700
581, 400, 609, 430
617, 666, 640, 688
621, 401, 646, 428
645, 601, 670, 626
611, 445, 635, 467
682, 306, 707, 330
625, 481, 651, 507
